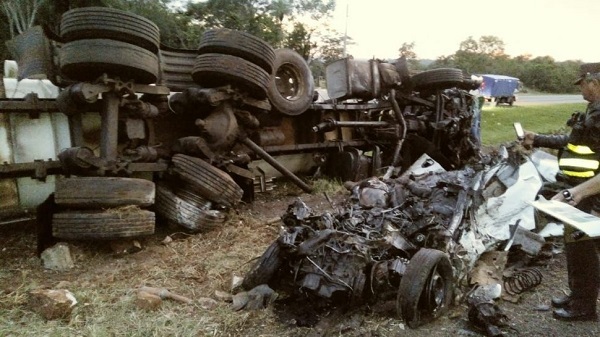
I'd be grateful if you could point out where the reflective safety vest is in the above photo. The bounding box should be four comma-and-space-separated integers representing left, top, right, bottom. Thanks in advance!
558, 143, 600, 178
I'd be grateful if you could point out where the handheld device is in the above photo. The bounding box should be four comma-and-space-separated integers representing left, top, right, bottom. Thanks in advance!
513, 122, 524, 141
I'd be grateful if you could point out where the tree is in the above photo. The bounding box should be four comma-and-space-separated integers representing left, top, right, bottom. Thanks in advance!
2, 0, 43, 38
398, 41, 422, 70
185, 0, 337, 57
107, 0, 202, 49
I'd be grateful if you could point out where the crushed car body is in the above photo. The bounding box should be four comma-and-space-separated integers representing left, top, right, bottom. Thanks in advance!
241, 146, 553, 328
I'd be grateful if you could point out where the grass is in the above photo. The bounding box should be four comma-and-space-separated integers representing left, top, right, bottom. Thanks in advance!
480, 103, 587, 146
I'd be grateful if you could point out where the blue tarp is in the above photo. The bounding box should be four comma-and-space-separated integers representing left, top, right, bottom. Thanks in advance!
478, 74, 519, 98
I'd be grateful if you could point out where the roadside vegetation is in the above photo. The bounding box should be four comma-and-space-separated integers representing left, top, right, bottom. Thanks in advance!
480, 103, 586, 146
0, 0, 588, 94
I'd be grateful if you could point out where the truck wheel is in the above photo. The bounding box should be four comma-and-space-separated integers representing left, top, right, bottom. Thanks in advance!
267, 48, 315, 116
397, 248, 454, 328
155, 182, 225, 232
158, 47, 197, 92
60, 7, 160, 53
59, 39, 159, 84
242, 241, 283, 290
52, 209, 155, 240
412, 68, 463, 91
171, 154, 243, 207
198, 28, 275, 74
191, 53, 270, 99
55, 177, 155, 208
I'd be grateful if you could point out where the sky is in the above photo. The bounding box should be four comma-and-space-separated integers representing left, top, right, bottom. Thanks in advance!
331, 0, 600, 62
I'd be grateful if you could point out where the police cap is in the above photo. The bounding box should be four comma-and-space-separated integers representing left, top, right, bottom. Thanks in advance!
574, 62, 600, 85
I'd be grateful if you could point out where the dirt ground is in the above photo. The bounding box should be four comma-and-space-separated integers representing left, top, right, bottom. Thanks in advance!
0, 180, 599, 337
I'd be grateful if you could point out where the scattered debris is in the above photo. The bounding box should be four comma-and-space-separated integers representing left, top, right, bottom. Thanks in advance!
135, 290, 162, 311
241, 147, 558, 328
40, 243, 74, 271
137, 286, 192, 304
161, 235, 174, 245
231, 275, 243, 291
232, 284, 277, 311
110, 239, 143, 255
28, 289, 77, 320
214, 290, 233, 302
503, 267, 543, 296
467, 295, 510, 337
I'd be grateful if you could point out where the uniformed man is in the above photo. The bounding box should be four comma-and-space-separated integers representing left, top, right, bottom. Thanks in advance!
522, 62, 600, 321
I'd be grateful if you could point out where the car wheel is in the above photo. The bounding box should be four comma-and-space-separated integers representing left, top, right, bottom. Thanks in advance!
198, 28, 275, 74
412, 68, 464, 91
242, 241, 283, 290
55, 177, 155, 208
267, 48, 314, 116
60, 6, 160, 53
170, 154, 243, 207
52, 209, 155, 240
397, 248, 454, 328
59, 39, 159, 84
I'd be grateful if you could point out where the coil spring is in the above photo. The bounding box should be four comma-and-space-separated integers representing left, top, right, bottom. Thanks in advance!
503, 268, 543, 295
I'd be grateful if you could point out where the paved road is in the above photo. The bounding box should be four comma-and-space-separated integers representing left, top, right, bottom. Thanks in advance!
513, 94, 585, 105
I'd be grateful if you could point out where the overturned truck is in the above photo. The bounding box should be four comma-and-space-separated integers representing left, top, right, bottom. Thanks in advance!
0, 7, 483, 244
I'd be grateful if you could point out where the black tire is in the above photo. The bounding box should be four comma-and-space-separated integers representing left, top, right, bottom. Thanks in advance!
60, 7, 160, 53
397, 248, 454, 328
267, 48, 314, 116
158, 47, 197, 92
171, 154, 243, 207
55, 177, 155, 208
198, 28, 275, 74
52, 209, 155, 240
155, 183, 225, 232
191, 53, 270, 99
59, 39, 159, 84
412, 68, 464, 91
242, 241, 283, 290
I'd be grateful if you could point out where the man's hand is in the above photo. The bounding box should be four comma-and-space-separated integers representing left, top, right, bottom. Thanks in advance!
551, 189, 579, 206
521, 130, 536, 148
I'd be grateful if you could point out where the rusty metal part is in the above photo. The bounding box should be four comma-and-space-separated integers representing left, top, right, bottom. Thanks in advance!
260, 140, 368, 154
58, 146, 102, 174
168, 86, 270, 115
0, 93, 60, 117
123, 146, 159, 162
312, 118, 390, 133
121, 99, 160, 119
0, 160, 62, 180
100, 91, 120, 163
253, 128, 286, 147
225, 163, 254, 180
503, 268, 542, 295
383, 89, 406, 180
240, 137, 312, 193
196, 101, 240, 151
326, 58, 383, 101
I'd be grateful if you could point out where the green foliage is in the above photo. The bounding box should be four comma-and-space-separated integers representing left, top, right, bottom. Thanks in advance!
186, 0, 337, 58
480, 103, 586, 146
428, 35, 583, 94
0, 0, 339, 63
108, 0, 202, 49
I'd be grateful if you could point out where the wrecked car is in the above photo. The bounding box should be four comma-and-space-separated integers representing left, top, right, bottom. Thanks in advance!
239, 146, 553, 329
1, 7, 482, 244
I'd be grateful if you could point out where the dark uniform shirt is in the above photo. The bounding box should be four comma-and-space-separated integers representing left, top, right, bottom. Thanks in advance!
534, 100, 600, 211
